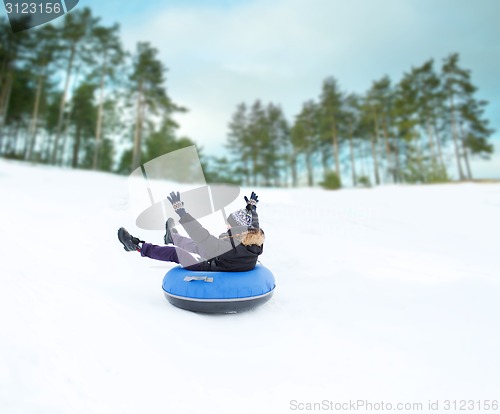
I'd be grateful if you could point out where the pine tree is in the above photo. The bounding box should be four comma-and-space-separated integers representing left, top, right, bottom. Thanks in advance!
267, 103, 290, 187
392, 73, 419, 183
2, 68, 34, 157
364, 76, 397, 184
51, 7, 99, 165
91, 22, 125, 170
0, 17, 32, 153
202, 156, 242, 185
70, 82, 97, 168
24, 24, 60, 162
292, 100, 320, 186
459, 96, 494, 172
361, 93, 382, 185
319, 77, 343, 179
226, 103, 250, 185
442, 53, 468, 180
247, 100, 267, 185
404, 61, 448, 182
129, 42, 180, 171
143, 120, 194, 165
343, 93, 361, 186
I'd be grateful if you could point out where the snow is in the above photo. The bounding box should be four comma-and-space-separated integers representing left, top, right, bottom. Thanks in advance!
1, 158, 500, 414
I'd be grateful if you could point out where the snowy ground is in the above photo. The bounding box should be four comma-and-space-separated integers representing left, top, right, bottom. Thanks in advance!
1, 158, 499, 414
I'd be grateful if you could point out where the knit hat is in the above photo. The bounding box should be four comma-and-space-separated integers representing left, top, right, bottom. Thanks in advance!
227, 208, 252, 227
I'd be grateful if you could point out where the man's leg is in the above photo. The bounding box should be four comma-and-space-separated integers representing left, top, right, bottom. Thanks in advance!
171, 233, 202, 256
140, 243, 201, 267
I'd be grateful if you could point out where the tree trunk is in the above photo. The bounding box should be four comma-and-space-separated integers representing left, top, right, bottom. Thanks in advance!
0, 71, 13, 154
321, 146, 329, 179
348, 121, 357, 186
425, 120, 437, 165
363, 139, 371, 178
59, 95, 77, 167
432, 120, 446, 172
381, 118, 393, 183
72, 125, 82, 168
10, 121, 21, 155
252, 147, 258, 186
417, 135, 426, 182
43, 133, 53, 162
372, 110, 382, 184
449, 94, 465, 180
291, 152, 298, 187
393, 140, 401, 183
132, 79, 144, 170
425, 118, 440, 180
0, 72, 13, 127
93, 51, 108, 170
26, 74, 45, 162
60, 119, 70, 166
461, 141, 473, 180
457, 120, 473, 180
332, 118, 340, 176
370, 134, 381, 185
305, 151, 314, 186
52, 44, 76, 164
0, 58, 8, 91
281, 152, 289, 188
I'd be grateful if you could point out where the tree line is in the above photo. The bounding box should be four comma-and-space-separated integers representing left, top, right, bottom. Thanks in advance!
224, 54, 495, 187
0, 8, 494, 187
0, 7, 193, 173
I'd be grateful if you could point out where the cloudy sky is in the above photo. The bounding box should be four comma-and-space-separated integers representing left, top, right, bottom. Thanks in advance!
85, 0, 500, 178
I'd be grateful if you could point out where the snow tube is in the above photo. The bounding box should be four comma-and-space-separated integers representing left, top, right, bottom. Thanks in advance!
162, 264, 275, 313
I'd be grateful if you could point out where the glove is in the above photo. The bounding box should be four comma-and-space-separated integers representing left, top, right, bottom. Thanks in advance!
244, 191, 259, 211
167, 191, 186, 217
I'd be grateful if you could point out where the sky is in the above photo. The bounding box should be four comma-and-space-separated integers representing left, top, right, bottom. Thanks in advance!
84, 0, 500, 178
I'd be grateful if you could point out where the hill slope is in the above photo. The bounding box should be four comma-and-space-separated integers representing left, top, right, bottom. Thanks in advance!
1, 159, 499, 414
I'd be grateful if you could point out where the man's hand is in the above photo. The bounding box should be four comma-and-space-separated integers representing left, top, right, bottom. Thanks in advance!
167, 191, 186, 217
244, 191, 259, 210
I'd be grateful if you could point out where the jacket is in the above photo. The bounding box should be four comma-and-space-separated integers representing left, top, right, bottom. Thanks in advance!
179, 210, 263, 272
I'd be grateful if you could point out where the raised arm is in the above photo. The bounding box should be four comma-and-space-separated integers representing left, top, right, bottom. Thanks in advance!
167, 191, 232, 259
244, 191, 260, 229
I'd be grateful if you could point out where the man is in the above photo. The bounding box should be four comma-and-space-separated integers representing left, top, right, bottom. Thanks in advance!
118, 191, 264, 272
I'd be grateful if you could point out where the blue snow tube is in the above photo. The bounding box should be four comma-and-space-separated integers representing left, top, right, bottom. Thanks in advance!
162, 264, 275, 313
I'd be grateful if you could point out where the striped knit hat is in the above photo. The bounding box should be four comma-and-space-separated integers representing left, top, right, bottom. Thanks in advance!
228, 208, 252, 227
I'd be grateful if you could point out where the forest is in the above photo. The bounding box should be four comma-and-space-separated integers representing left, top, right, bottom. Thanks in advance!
0, 7, 494, 188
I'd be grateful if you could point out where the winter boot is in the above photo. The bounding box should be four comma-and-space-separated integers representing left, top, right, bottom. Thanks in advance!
164, 217, 178, 244
118, 227, 144, 252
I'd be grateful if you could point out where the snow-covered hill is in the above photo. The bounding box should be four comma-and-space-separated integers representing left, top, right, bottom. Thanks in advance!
1, 159, 499, 414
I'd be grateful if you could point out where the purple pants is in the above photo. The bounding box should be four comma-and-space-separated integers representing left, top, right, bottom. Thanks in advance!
140, 233, 208, 270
